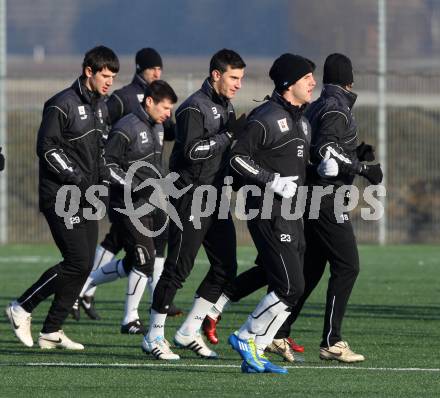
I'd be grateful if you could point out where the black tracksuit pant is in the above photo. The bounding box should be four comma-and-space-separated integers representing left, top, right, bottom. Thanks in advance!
18, 207, 97, 333
223, 216, 305, 308
275, 196, 360, 347
246, 216, 305, 307
151, 208, 170, 258
152, 191, 237, 313
224, 195, 359, 348
108, 212, 156, 276
101, 208, 169, 258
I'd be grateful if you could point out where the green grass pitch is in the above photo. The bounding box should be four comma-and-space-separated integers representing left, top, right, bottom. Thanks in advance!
0, 244, 439, 397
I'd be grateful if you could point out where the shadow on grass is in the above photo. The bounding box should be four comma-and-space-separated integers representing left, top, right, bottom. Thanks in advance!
1, 298, 438, 322
299, 303, 440, 321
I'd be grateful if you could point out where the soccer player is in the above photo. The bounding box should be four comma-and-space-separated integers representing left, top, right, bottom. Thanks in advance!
75, 48, 182, 323
141, 49, 246, 360
5, 46, 119, 349
80, 80, 178, 335
226, 54, 318, 373
269, 53, 382, 363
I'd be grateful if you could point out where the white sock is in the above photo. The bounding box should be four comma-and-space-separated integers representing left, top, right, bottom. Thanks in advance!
254, 308, 291, 349
238, 292, 288, 341
93, 245, 115, 272
122, 269, 148, 325
12, 300, 31, 315
178, 295, 214, 336
80, 259, 127, 298
206, 293, 230, 320
147, 257, 164, 303
84, 245, 115, 297
146, 309, 167, 341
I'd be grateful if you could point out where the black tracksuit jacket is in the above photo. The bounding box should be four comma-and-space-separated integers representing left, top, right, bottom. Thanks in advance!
230, 91, 311, 215
36, 77, 110, 211
306, 84, 361, 188
169, 78, 235, 189
106, 73, 175, 141
105, 102, 164, 213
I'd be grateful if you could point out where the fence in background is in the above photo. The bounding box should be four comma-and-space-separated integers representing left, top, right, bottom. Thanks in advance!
3, 68, 440, 244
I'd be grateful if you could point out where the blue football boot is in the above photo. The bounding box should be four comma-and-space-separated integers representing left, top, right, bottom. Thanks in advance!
228, 333, 265, 373
258, 351, 288, 374
241, 356, 288, 374
241, 360, 258, 373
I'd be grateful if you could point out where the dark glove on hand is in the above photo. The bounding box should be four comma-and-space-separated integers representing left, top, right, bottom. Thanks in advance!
225, 113, 247, 140
356, 141, 375, 162
64, 167, 87, 191
0, 147, 4, 171
360, 164, 383, 185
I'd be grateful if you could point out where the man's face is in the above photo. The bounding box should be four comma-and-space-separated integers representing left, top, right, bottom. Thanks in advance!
85, 66, 116, 95
145, 97, 174, 124
290, 72, 316, 105
142, 67, 162, 84
211, 66, 244, 99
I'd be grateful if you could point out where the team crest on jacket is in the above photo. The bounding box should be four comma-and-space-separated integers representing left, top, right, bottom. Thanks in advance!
211, 107, 221, 120
277, 118, 289, 132
301, 120, 308, 135
78, 106, 87, 120
139, 131, 148, 143
137, 94, 144, 103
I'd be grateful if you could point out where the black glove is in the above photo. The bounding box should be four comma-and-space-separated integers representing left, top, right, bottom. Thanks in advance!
356, 141, 375, 162
225, 113, 247, 141
0, 147, 4, 171
359, 164, 383, 185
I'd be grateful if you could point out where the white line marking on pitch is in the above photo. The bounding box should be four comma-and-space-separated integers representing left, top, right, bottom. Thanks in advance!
0, 256, 58, 263
0, 362, 438, 372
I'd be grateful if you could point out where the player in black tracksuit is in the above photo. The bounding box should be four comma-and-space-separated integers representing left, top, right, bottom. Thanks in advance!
79, 80, 178, 334
76, 48, 181, 320
142, 49, 246, 361
5, 46, 119, 349
225, 54, 318, 374
271, 53, 383, 363
203, 55, 381, 364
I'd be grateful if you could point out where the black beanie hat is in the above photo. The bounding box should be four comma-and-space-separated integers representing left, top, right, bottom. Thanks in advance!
323, 53, 353, 86
269, 53, 315, 92
135, 48, 163, 72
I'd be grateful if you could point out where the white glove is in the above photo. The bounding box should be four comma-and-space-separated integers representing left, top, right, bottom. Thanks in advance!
269, 173, 299, 199
317, 150, 339, 177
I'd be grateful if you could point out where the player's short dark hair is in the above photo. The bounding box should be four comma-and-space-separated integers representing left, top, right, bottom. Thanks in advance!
143, 80, 178, 105
209, 49, 246, 74
82, 45, 120, 75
